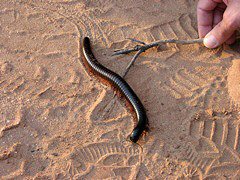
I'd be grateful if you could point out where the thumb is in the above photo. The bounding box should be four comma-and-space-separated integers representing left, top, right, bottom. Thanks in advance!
204, 13, 239, 48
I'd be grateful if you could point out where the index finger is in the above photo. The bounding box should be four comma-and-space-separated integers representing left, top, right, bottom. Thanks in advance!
197, 0, 222, 37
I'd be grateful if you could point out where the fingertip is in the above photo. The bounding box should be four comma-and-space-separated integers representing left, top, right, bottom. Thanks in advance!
203, 34, 219, 48
204, 16, 237, 48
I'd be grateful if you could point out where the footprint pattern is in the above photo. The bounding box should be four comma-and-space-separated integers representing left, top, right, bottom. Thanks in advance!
185, 111, 240, 178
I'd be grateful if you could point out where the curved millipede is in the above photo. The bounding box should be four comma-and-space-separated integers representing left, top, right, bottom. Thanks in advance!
82, 37, 148, 143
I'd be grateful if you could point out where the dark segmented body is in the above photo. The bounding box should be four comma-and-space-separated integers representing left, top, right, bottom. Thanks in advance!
82, 37, 148, 143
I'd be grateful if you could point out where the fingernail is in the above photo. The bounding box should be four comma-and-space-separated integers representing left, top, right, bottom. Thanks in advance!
204, 35, 219, 48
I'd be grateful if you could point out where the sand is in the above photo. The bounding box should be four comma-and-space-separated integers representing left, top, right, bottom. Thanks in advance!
0, 0, 240, 179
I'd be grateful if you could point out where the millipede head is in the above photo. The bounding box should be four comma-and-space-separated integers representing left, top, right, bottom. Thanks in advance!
130, 131, 140, 143
130, 125, 147, 143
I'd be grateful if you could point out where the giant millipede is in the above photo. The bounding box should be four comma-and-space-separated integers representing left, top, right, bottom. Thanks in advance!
82, 37, 148, 143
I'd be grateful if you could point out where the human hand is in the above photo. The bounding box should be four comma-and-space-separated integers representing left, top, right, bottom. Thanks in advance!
197, 0, 240, 48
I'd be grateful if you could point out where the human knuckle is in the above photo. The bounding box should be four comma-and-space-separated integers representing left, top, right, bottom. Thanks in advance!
223, 13, 239, 29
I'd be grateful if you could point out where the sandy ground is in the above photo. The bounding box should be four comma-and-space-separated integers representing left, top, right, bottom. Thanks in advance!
0, 0, 240, 179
